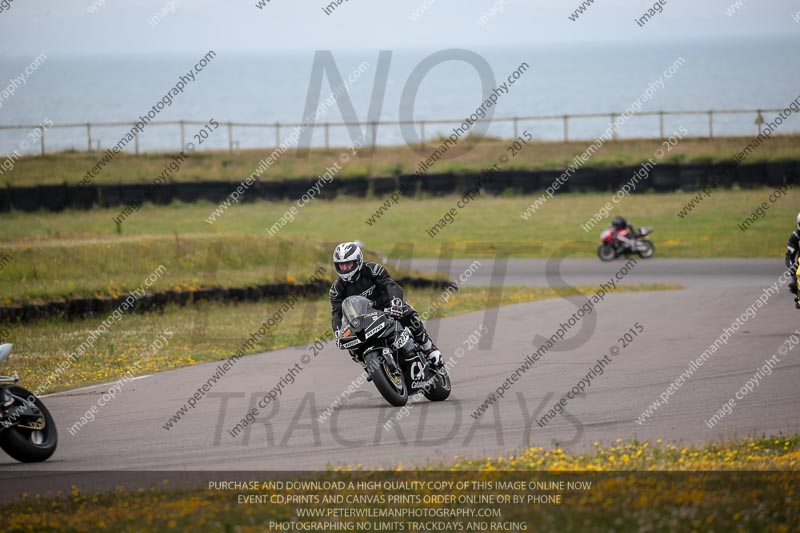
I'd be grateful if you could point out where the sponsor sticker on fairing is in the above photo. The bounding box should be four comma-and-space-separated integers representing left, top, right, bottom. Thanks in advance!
392, 328, 411, 349
342, 339, 360, 349
365, 322, 386, 339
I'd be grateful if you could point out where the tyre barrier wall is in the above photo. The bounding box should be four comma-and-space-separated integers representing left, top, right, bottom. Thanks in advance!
2, 161, 798, 212
0, 278, 457, 324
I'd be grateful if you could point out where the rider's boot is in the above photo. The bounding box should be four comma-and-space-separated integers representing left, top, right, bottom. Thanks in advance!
420, 339, 443, 368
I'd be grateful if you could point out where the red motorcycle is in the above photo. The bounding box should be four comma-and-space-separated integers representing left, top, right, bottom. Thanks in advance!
598, 226, 655, 262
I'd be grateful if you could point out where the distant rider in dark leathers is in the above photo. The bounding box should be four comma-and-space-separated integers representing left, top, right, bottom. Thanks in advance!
784, 213, 800, 309
329, 242, 442, 371
611, 215, 634, 235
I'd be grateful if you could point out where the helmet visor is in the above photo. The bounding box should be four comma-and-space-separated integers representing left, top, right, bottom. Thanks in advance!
336, 260, 357, 275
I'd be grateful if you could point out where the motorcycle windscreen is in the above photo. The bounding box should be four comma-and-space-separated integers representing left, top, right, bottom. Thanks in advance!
342, 295, 374, 332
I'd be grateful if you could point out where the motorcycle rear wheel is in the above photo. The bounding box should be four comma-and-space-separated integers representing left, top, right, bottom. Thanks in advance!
0, 385, 58, 463
422, 367, 451, 402
365, 351, 408, 407
597, 244, 616, 262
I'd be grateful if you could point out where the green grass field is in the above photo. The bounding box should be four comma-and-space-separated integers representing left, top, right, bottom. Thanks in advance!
0, 234, 441, 306
4, 135, 800, 186
0, 235, 334, 305
1, 189, 794, 265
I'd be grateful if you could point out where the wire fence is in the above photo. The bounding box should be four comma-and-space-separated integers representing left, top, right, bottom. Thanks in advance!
0, 108, 793, 156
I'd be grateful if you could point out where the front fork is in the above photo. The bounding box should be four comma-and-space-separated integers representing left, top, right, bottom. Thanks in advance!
353, 346, 402, 376
0, 371, 19, 408
0, 374, 45, 431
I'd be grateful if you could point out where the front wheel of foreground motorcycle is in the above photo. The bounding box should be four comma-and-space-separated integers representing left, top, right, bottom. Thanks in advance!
365, 350, 408, 407
597, 244, 616, 262
0, 385, 58, 463
637, 240, 655, 259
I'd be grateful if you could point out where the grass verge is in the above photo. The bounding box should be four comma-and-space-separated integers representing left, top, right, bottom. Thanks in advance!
1, 189, 796, 259
4, 135, 800, 187
0, 235, 445, 306
3, 284, 677, 394
0, 435, 797, 532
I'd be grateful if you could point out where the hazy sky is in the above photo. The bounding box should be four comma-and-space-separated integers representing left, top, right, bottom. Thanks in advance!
1, 0, 799, 56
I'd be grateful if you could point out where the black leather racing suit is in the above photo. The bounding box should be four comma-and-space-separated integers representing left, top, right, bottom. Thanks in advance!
329, 262, 430, 354
612, 218, 635, 234
785, 230, 800, 295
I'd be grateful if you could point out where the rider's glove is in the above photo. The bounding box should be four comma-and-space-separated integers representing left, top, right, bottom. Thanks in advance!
336, 337, 347, 349
384, 297, 404, 318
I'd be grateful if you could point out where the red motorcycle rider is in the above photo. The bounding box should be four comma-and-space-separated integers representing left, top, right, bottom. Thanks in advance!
598, 216, 655, 261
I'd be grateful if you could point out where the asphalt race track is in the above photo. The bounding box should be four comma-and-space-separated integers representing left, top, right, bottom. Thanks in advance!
2, 259, 799, 495
395, 258, 784, 289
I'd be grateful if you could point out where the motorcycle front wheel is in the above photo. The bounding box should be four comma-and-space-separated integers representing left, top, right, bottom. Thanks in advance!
365, 350, 408, 407
637, 240, 655, 259
0, 385, 58, 463
597, 244, 616, 262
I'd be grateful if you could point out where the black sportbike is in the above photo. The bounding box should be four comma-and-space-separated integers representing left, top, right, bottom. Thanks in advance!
336, 296, 451, 407
0, 343, 58, 462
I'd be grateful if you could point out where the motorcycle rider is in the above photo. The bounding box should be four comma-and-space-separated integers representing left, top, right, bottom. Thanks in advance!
610, 215, 637, 248
329, 242, 443, 369
784, 212, 800, 308
611, 215, 635, 234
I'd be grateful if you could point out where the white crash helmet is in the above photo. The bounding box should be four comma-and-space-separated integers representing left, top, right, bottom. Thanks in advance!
796, 211, 800, 231
333, 242, 364, 282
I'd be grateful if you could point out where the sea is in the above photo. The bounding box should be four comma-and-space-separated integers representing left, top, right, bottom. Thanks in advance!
0, 36, 799, 156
